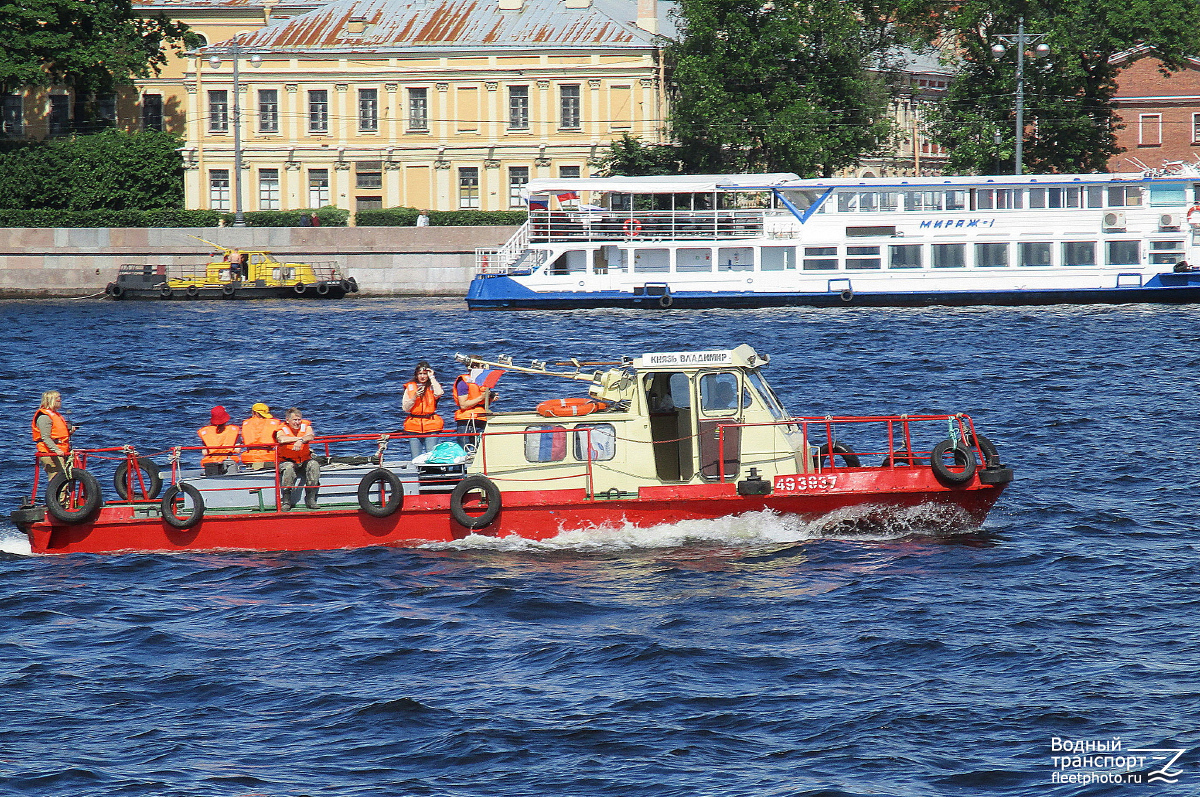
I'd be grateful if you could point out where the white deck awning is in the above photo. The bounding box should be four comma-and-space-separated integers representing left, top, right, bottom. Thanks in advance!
523, 173, 800, 197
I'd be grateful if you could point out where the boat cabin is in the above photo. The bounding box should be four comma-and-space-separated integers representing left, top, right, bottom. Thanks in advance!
471, 345, 808, 496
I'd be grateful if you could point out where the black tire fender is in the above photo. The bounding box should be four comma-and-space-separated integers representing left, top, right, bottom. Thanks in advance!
450, 474, 502, 530
185, 285, 200, 298
964, 433, 1001, 468
880, 450, 927, 467
658, 294, 673, 308
46, 469, 103, 524
221, 283, 236, 297
113, 457, 163, 500
160, 483, 205, 529
840, 289, 853, 302
293, 282, 306, 295
348, 277, 359, 293
317, 282, 331, 295
357, 468, 404, 518
930, 439, 978, 485
159, 284, 173, 299
814, 442, 861, 469
106, 282, 123, 298
340, 279, 353, 293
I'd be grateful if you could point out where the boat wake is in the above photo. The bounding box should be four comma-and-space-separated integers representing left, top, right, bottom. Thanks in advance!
426, 502, 984, 553
0, 528, 33, 556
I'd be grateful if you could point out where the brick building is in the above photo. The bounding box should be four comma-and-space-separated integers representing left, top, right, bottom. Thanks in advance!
1110, 46, 1200, 172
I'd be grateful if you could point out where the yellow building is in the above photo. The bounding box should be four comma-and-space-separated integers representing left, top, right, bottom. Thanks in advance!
169, 0, 668, 213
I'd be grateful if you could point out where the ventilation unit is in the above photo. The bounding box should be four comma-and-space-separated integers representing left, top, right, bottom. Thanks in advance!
1103, 211, 1126, 230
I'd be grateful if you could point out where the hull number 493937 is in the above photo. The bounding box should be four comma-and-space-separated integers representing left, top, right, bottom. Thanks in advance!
774, 475, 838, 492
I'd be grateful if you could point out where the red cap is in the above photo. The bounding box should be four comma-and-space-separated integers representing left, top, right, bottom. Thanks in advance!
210, 405, 231, 426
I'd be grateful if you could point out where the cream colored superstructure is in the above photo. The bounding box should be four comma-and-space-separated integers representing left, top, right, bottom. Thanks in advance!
466, 345, 810, 497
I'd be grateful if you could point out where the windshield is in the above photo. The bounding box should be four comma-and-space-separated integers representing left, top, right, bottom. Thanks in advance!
746, 369, 788, 421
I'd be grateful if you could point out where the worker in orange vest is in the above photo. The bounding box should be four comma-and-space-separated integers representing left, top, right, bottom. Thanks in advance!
31, 389, 76, 479
275, 407, 320, 511
402, 360, 444, 460
452, 358, 492, 449
241, 402, 282, 471
197, 406, 241, 476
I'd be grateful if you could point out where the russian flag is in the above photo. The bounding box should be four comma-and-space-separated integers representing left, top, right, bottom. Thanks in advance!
556, 191, 579, 202
528, 195, 549, 210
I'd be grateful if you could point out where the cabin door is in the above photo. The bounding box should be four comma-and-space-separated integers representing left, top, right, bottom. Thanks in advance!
697, 371, 743, 480
593, 246, 626, 292
644, 372, 694, 482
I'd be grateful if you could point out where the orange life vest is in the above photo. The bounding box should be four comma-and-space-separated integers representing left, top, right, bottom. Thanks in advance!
453, 376, 487, 422
241, 416, 283, 463
403, 381, 444, 433
31, 408, 71, 457
275, 419, 313, 463
198, 424, 241, 465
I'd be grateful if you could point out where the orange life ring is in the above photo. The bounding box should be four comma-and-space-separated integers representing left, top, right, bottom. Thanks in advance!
537, 397, 603, 418
1188, 204, 1200, 226
622, 218, 643, 237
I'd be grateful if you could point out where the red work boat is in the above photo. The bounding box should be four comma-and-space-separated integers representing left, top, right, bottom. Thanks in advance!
10, 346, 1013, 554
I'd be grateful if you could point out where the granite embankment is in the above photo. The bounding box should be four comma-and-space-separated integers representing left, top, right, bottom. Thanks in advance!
0, 226, 517, 297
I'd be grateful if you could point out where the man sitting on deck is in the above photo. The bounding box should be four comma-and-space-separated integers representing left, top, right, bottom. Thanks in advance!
275, 407, 320, 511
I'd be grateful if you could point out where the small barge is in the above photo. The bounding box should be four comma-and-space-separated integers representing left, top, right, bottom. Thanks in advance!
10, 346, 1013, 554
105, 238, 357, 300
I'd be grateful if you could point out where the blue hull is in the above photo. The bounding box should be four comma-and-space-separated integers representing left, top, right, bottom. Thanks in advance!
466, 274, 1200, 310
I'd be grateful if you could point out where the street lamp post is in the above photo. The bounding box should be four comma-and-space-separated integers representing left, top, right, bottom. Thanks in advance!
991, 16, 1049, 175
208, 38, 261, 226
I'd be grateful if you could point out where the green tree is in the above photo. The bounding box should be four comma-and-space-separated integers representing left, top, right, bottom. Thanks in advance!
588, 133, 683, 176
666, 0, 911, 176
0, 130, 185, 210
0, 0, 192, 95
928, 0, 1200, 174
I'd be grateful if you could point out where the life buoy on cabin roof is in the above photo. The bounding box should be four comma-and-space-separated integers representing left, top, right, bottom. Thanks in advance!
537, 397, 603, 418
1188, 203, 1200, 226
622, 218, 643, 237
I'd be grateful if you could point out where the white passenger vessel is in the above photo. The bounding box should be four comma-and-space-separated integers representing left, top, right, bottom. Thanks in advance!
468, 171, 1200, 309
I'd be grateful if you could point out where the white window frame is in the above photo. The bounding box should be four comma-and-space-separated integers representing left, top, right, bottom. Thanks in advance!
1139, 113, 1162, 146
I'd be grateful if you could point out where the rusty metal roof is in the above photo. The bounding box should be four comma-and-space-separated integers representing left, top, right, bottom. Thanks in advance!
215, 0, 660, 52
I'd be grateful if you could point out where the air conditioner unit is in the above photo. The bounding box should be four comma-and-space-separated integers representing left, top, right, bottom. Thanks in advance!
1103, 211, 1126, 230
1159, 213, 1182, 229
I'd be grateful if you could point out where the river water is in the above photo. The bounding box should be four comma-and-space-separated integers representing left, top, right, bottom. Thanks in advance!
1, 298, 1197, 796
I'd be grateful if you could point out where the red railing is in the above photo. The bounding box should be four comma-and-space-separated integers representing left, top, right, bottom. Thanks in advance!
713, 412, 990, 483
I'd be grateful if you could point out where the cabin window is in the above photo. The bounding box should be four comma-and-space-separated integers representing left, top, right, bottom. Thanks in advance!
1032, 187, 1082, 209
1107, 241, 1140, 266
644, 372, 691, 413
633, 248, 670, 273
1087, 187, 1104, 208
846, 245, 881, 270
573, 423, 616, 462
548, 250, 587, 275
1062, 242, 1096, 267
699, 372, 742, 415
904, 191, 944, 211
802, 246, 837, 270
1028, 187, 1046, 208
889, 244, 922, 269
975, 243, 1009, 268
1149, 183, 1187, 207
932, 243, 966, 268
717, 247, 753, 271
524, 425, 567, 462
877, 192, 900, 211
1108, 186, 1143, 207
1019, 242, 1053, 267
945, 190, 967, 211
746, 370, 788, 421
677, 248, 713, 273
975, 188, 1022, 210
1151, 240, 1186, 264
761, 246, 796, 271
